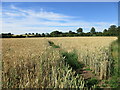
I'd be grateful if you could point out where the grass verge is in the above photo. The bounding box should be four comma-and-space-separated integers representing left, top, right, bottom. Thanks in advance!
109, 40, 120, 88
61, 51, 84, 70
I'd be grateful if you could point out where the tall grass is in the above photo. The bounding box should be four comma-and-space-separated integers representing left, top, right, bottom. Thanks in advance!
110, 40, 119, 76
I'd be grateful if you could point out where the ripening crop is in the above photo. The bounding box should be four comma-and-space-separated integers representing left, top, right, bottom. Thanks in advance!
2, 37, 117, 88
47, 37, 117, 80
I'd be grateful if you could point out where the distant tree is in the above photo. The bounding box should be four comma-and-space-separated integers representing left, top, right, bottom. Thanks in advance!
109, 25, 117, 29
108, 25, 117, 36
25, 33, 27, 35
38, 34, 41, 37
90, 27, 96, 34
69, 30, 73, 34
8, 33, 12, 35
68, 30, 76, 36
1, 33, 14, 38
42, 33, 45, 37
45, 33, 50, 37
36, 33, 39, 35
103, 29, 108, 33
50, 31, 62, 37
28, 33, 31, 35
68, 30, 76, 34
77, 28, 83, 34
103, 29, 108, 36
32, 33, 34, 35
85, 32, 91, 36
96, 32, 103, 36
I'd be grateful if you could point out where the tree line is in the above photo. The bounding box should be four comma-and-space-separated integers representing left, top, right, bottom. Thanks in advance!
1, 25, 120, 38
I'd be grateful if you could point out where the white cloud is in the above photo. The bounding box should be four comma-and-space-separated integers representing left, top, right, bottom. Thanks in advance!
2, 5, 117, 34
10, 4, 18, 9
8, 5, 72, 21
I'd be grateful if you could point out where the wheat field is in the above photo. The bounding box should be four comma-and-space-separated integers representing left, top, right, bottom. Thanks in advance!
47, 37, 117, 79
2, 37, 117, 88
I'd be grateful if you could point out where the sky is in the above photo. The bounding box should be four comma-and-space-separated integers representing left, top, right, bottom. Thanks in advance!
2, 2, 118, 34
2, 0, 120, 2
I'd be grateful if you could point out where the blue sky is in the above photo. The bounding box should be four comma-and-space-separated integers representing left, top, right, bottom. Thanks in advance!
2, 0, 120, 2
2, 2, 118, 34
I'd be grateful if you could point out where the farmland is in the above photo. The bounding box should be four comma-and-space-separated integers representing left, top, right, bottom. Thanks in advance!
2, 37, 118, 88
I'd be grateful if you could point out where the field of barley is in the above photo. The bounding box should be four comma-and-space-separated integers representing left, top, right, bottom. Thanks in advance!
2, 37, 117, 88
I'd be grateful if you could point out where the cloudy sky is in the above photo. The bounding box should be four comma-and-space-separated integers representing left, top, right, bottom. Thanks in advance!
2, 2, 118, 34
